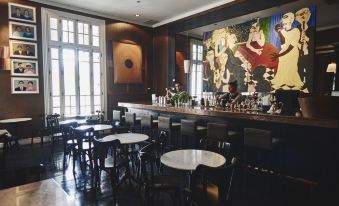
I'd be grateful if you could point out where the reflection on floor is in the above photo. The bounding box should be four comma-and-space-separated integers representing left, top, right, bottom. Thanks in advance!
0, 143, 318, 206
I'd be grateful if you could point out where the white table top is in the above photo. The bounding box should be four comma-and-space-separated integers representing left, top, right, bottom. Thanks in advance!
99, 133, 149, 144
75, 124, 112, 132
59, 119, 87, 125
160, 149, 226, 171
0, 118, 32, 124
0, 178, 76, 206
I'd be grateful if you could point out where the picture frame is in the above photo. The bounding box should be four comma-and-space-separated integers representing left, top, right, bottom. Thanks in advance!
9, 21, 37, 41
11, 59, 38, 76
9, 40, 37, 59
11, 77, 39, 94
8, 3, 36, 23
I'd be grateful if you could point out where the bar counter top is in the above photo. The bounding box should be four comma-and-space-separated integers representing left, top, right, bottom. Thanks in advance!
118, 102, 339, 129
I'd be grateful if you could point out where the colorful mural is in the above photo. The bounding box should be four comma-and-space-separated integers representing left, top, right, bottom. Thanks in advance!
203, 6, 315, 93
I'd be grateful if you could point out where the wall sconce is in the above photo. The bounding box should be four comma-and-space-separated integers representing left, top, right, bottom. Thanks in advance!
184, 59, 190, 74
326, 62, 337, 91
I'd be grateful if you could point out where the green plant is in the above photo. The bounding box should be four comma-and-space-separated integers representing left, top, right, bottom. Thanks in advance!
171, 92, 189, 103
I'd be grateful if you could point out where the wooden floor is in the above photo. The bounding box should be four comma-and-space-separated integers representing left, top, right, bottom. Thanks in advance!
0, 142, 324, 206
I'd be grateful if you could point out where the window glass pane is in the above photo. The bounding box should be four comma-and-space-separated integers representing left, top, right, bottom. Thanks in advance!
197, 64, 203, 96
78, 22, 83, 33
68, 21, 74, 32
78, 34, 83, 44
192, 45, 197, 60
93, 62, 100, 95
71, 96, 76, 106
62, 20, 68, 31
69, 32, 74, 43
79, 51, 90, 95
62, 31, 68, 42
84, 35, 89, 45
50, 29, 58, 41
83, 24, 89, 34
50, 17, 58, 29
51, 59, 60, 96
93, 52, 100, 62
53, 107, 60, 115
65, 96, 70, 107
94, 95, 100, 105
92, 36, 99, 47
63, 49, 76, 95
53, 97, 60, 107
190, 64, 197, 96
92, 25, 99, 36
51, 48, 58, 59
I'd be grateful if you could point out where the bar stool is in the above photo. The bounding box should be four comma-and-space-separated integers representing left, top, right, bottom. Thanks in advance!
243, 128, 282, 172
180, 119, 207, 149
112, 110, 123, 126
125, 112, 141, 132
158, 116, 181, 148
204, 123, 240, 157
141, 115, 158, 140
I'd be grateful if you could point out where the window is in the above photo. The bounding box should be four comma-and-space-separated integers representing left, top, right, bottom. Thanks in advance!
42, 9, 106, 117
190, 40, 203, 100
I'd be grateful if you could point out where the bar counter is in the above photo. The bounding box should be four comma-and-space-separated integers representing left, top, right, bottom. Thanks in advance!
118, 102, 339, 129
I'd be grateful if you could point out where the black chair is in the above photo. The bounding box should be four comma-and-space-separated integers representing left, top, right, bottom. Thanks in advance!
34, 114, 49, 147
204, 123, 240, 157
73, 127, 95, 174
139, 142, 182, 206
141, 114, 158, 140
0, 130, 11, 159
113, 110, 123, 126
93, 138, 130, 202
180, 119, 207, 149
158, 116, 181, 148
125, 112, 141, 132
61, 122, 78, 169
191, 157, 238, 206
46, 114, 62, 154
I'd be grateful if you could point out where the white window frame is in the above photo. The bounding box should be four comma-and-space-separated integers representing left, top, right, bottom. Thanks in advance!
41, 8, 107, 118
190, 39, 203, 100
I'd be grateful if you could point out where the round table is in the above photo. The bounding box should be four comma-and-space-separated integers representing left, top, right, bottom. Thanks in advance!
160, 149, 226, 171
0, 118, 32, 124
59, 119, 87, 126
0, 118, 32, 148
99, 133, 149, 144
75, 124, 112, 132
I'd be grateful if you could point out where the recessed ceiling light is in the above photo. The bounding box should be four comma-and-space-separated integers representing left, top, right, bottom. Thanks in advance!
135, 14, 141, 17
137, 1, 141, 3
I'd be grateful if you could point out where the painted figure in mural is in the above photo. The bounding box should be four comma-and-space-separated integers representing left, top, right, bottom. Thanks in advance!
224, 34, 247, 92
237, 19, 279, 74
296, 7, 313, 91
271, 12, 304, 90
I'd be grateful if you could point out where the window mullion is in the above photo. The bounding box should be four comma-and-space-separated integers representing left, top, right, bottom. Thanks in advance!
75, 48, 80, 116
90, 50, 95, 114
59, 46, 65, 117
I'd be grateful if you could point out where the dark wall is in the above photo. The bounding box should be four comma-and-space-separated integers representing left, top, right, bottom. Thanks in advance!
0, 0, 153, 133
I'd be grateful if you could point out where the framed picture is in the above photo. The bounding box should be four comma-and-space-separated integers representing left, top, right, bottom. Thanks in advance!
11, 59, 38, 76
10, 40, 37, 59
8, 3, 36, 23
11, 77, 39, 94
112, 42, 143, 84
9, 21, 37, 41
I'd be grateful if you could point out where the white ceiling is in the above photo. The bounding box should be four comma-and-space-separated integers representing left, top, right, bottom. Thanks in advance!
30, 0, 235, 27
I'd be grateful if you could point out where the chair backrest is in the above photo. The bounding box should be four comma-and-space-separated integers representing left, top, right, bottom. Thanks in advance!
158, 116, 172, 131
207, 123, 228, 141
86, 118, 99, 125
244, 128, 272, 150
139, 141, 161, 183
93, 138, 121, 169
75, 127, 95, 150
194, 157, 238, 205
141, 115, 153, 128
112, 110, 122, 123
125, 112, 136, 127
181, 119, 197, 136
61, 122, 78, 143
46, 114, 60, 134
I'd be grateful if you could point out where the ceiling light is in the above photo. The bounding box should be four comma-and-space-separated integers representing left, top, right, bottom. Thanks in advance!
137, 1, 141, 3
135, 14, 141, 17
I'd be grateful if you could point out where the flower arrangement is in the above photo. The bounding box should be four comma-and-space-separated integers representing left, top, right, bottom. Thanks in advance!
171, 92, 190, 105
